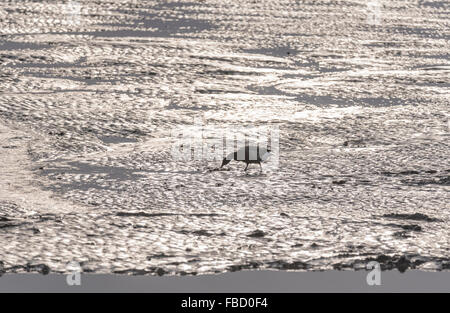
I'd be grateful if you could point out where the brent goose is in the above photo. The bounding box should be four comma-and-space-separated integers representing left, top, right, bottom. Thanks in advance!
220, 145, 271, 171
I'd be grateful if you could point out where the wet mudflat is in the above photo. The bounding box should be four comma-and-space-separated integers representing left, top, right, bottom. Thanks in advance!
0, 0, 449, 275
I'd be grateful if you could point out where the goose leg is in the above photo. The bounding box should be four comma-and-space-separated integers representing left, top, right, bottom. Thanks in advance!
244, 163, 249, 171
259, 162, 262, 172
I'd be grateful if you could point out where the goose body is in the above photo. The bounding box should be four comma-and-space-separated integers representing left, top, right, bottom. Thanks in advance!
220, 145, 271, 171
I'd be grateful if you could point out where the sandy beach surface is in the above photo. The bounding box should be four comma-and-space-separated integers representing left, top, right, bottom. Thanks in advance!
0, 0, 449, 275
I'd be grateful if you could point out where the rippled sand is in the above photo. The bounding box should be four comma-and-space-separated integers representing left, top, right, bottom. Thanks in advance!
0, 0, 449, 275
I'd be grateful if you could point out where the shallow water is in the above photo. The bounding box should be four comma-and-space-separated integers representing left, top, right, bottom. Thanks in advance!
0, 0, 449, 275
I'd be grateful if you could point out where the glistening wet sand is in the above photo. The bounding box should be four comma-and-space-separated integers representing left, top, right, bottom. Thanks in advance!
0, 0, 449, 275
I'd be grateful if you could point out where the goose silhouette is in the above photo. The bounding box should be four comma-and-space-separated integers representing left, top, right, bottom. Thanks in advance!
220, 145, 271, 171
